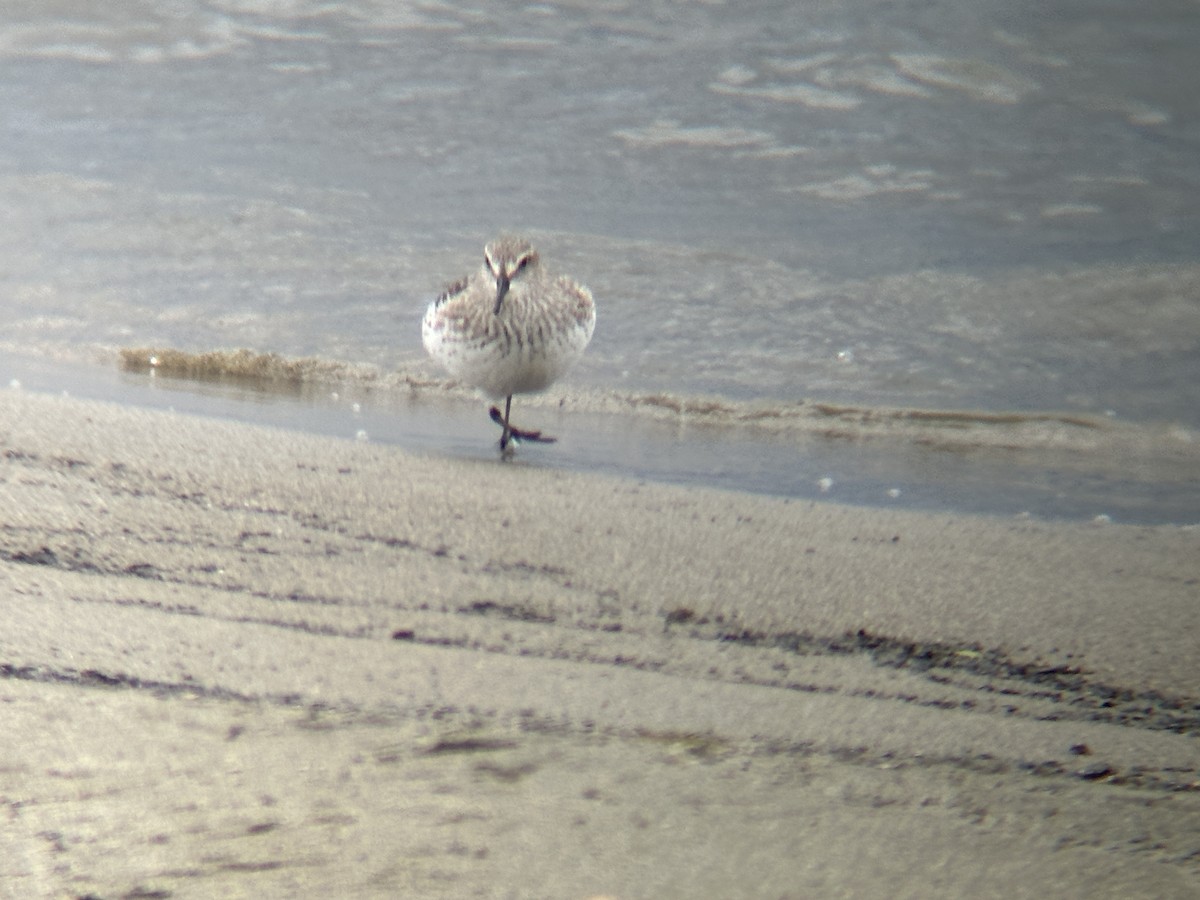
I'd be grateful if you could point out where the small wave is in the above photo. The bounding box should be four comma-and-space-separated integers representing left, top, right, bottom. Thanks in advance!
592, 392, 1115, 451
119, 347, 441, 394
1040, 203, 1104, 218
709, 79, 862, 110
613, 121, 777, 150
890, 54, 1040, 105
122, 347, 365, 382
793, 167, 937, 201
0, 15, 244, 64
117, 346, 1200, 481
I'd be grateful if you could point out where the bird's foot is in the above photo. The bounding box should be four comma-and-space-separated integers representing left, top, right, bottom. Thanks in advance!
489, 406, 557, 446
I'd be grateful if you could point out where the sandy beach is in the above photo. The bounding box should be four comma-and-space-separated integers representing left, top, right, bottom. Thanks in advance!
1, 387, 1197, 899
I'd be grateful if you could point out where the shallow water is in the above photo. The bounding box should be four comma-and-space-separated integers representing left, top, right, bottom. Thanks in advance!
5, 351, 1197, 525
1, 1, 1198, 521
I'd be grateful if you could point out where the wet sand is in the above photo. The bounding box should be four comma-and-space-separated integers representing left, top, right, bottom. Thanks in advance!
1, 388, 1197, 899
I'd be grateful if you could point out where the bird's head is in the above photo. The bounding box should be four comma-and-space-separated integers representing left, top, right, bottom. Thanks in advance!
484, 236, 539, 314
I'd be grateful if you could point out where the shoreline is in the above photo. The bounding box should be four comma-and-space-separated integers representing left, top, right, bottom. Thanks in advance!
5, 348, 1199, 526
1, 387, 1197, 897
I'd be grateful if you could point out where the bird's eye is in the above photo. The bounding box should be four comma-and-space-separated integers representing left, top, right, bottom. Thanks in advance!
515, 256, 529, 272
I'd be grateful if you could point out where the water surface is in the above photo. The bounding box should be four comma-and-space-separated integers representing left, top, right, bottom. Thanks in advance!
2, 0, 1198, 522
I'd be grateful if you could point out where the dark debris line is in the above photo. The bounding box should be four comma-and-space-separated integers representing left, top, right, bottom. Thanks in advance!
657, 611, 1200, 737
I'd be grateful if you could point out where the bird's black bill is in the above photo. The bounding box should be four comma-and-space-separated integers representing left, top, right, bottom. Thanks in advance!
493, 274, 510, 314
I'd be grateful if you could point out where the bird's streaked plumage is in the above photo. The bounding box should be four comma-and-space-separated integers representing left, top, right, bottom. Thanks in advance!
422, 236, 595, 453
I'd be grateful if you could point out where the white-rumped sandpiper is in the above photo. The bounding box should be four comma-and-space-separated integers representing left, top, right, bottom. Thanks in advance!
422, 235, 595, 454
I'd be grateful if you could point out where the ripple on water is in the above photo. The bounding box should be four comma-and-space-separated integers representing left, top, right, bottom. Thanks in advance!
890, 53, 1041, 104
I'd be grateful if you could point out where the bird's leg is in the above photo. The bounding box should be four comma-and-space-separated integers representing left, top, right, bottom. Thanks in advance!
488, 399, 558, 449
499, 395, 514, 455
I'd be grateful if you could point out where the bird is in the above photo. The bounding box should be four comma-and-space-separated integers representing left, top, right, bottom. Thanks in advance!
422, 235, 595, 454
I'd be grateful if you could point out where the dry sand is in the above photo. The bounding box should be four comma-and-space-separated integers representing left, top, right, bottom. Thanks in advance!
0, 388, 1197, 899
